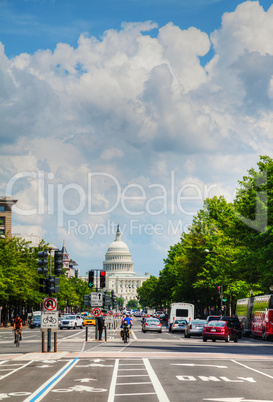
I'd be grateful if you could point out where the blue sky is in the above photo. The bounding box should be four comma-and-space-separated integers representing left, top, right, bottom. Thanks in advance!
1, 0, 273, 277
2, 0, 269, 57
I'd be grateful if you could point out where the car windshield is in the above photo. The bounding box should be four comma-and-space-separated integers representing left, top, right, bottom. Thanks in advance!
175, 320, 187, 324
65, 316, 76, 320
208, 316, 221, 321
84, 316, 94, 319
147, 319, 159, 323
208, 321, 225, 327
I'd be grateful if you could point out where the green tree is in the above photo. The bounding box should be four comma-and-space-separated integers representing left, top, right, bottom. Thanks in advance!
126, 299, 139, 309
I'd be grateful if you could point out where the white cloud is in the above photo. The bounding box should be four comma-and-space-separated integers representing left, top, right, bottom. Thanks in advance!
1, 2, 273, 275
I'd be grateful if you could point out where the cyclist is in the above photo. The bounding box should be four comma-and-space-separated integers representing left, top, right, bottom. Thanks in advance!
14, 313, 23, 343
120, 313, 133, 338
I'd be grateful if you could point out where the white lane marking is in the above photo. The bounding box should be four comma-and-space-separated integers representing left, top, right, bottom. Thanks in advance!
118, 368, 147, 371
171, 364, 228, 368
115, 392, 156, 396
232, 360, 273, 380
0, 361, 7, 366
0, 361, 33, 381
117, 375, 149, 377
143, 358, 170, 402
118, 363, 144, 366
117, 382, 152, 385
131, 330, 137, 340
107, 359, 119, 402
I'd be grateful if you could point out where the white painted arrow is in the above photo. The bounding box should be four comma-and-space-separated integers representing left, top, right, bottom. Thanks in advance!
74, 378, 97, 383
93, 359, 105, 362
204, 398, 273, 402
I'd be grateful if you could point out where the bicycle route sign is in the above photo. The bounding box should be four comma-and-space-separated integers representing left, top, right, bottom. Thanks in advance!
41, 311, 59, 331
43, 297, 57, 311
92, 308, 101, 317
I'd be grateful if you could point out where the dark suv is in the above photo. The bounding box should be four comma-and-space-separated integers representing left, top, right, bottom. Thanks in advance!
220, 316, 243, 338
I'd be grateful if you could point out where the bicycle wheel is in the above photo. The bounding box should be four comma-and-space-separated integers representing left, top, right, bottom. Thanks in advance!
15, 331, 20, 347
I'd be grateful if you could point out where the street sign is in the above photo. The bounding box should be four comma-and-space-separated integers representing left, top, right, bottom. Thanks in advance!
92, 307, 101, 317
41, 311, 59, 331
90, 292, 103, 307
43, 297, 57, 312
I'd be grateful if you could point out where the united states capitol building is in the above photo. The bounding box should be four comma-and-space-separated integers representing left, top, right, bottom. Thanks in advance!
104, 225, 150, 304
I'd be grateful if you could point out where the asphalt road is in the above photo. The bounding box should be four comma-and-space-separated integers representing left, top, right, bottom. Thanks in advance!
1, 318, 273, 401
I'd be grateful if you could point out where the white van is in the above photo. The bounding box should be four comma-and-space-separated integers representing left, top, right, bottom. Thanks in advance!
169, 303, 194, 332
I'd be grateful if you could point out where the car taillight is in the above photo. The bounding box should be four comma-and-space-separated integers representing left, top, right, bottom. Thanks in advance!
145, 323, 148, 326
173, 324, 175, 328
158, 323, 161, 326
190, 325, 192, 330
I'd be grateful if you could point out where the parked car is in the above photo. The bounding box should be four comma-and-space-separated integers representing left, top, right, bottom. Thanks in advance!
59, 315, 83, 329
202, 320, 238, 342
83, 316, 96, 326
184, 319, 207, 338
206, 315, 221, 323
29, 316, 41, 328
142, 318, 162, 333
171, 319, 188, 333
220, 316, 243, 339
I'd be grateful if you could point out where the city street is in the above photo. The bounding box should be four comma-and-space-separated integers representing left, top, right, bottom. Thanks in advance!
1, 318, 273, 401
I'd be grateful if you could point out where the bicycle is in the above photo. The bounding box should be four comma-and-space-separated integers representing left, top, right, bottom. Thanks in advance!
14, 328, 20, 347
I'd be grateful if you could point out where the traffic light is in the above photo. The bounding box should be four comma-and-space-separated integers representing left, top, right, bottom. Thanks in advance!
217, 285, 223, 294
39, 277, 46, 293
111, 289, 116, 302
100, 270, 106, 288
54, 277, 61, 293
104, 294, 111, 309
37, 251, 48, 275
45, 276, 56, 295
83, 295, 91, 306
88, 270, 94, 288
54, 250, 63, 276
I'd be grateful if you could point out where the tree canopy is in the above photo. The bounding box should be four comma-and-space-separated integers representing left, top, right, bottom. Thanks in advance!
137, 156, 273, 314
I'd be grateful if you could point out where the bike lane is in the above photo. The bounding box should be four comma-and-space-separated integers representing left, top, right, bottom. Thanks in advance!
0, 358, 74, 401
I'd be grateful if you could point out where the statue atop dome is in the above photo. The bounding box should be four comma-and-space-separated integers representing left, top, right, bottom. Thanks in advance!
117, 224, 120, 233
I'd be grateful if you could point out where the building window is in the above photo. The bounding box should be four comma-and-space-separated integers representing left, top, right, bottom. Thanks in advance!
0, 206, 5, 211
0, 217, 5, 235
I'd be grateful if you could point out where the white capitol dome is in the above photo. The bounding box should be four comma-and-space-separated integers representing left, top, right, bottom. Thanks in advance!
103, 225, 134, 274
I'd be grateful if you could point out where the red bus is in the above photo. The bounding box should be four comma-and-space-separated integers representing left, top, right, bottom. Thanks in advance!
251, 294, 273, 340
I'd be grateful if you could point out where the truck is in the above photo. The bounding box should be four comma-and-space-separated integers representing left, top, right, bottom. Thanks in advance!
169, 302, 195, 332
235, 297, 253, 336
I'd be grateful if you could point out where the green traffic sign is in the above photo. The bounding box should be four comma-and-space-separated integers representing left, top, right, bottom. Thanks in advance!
222, 298, 227, 302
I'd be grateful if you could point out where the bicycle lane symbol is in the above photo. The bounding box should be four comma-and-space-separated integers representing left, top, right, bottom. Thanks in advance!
52, 385, 107, 393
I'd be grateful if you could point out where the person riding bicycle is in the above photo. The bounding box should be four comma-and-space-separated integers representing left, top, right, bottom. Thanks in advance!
120, 313, 133, 338
123, 313, 133, 328
14, 313, 22, 343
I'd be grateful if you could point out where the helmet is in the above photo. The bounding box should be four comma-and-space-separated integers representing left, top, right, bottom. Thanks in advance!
126, 313, 129, 317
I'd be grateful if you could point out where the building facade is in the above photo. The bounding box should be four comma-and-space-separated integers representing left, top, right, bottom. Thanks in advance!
0, 196, 17, 238
103, 226, 150, 305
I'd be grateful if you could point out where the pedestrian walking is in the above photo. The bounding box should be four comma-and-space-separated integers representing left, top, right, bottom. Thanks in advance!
97, 315, 104, 341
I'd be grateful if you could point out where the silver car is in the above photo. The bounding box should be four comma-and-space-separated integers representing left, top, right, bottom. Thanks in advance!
142, 318, 162, 333
171, 319, 188, 333
184, 319, 207, 338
